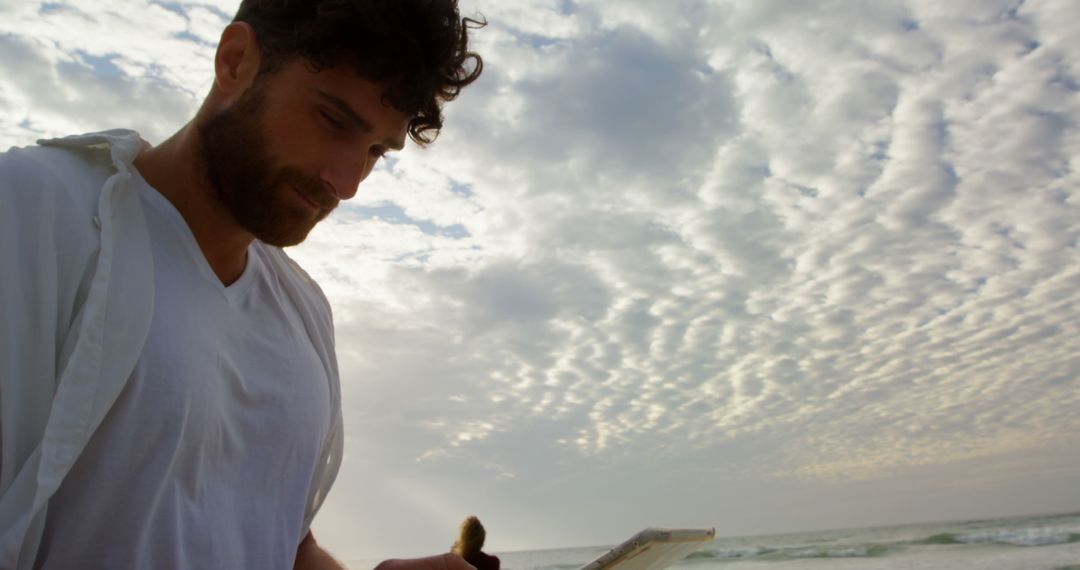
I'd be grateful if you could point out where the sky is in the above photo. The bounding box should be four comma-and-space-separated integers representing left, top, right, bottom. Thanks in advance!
2, 0, 1079, 563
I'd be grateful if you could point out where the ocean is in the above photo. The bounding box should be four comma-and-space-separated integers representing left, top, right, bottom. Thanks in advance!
347, 512, 1080, 570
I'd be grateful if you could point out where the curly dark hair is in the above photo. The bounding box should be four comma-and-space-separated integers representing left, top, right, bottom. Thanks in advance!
233, 0, 484, 145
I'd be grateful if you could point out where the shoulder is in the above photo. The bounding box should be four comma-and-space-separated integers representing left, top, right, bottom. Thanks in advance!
257, 245, 328, 296
255, 243, 334, 317
0, 140, 115, 217
1, 139, 116, 184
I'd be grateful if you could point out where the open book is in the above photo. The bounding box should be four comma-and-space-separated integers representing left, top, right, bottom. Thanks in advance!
579, 528, 715, 570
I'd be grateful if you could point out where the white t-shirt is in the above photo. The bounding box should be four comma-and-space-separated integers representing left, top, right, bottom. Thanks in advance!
34, 174, 331, 570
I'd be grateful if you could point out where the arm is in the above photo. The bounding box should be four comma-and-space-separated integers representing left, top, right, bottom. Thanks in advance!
295, 531, 348, 570
375, 554, 476, 570
294, 531, 476, 570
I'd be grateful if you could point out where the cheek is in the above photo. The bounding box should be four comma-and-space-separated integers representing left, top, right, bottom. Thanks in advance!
262, 106, 321, 149
360, 160, 377, 181
264, 126, 327, 172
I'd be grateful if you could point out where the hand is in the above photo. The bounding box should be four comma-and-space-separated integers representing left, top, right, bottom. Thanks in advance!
295, 531, 347, 569
375, 554, 477, 570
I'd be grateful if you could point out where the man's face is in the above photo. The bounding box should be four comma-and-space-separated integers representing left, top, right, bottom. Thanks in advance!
199, 60, 412, 247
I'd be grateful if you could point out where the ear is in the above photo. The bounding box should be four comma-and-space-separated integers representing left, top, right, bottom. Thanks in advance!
213, 22, 262, 100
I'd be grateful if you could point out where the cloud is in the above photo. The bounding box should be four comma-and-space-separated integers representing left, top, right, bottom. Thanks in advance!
0, 2, 214, 147
330, 0, 1080, 494
3, 0, 1079, 558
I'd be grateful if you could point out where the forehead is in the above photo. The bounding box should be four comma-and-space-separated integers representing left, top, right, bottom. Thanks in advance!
278, 61, 385, 102
265, 59, 413, 121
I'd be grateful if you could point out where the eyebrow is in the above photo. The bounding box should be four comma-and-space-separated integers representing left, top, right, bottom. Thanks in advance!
314, 88, 406, 151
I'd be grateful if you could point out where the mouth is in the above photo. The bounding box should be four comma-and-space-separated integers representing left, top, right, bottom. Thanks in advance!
291, 183, 331, 213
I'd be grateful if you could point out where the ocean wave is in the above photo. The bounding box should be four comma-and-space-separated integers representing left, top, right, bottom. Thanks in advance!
785, 545, 888, 559
956, 529, 1080, 547
916, 529, 1080, 548
917, 533, 960, 545
674, 526, 1079, 566
686, 547, 774, 560
682, 544, 887, 562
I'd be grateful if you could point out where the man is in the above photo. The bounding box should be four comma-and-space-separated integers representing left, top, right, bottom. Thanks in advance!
0, 1, 483, 568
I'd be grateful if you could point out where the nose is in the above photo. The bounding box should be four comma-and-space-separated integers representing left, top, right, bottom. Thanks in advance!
320, 152, 374, 201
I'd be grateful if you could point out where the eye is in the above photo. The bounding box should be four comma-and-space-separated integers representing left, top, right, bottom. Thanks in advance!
319, 109, 346, 131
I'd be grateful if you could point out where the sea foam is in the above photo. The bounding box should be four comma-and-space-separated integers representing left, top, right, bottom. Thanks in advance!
954, 529, 1080, 547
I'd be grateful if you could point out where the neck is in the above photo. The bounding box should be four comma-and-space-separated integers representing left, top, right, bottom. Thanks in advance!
133, 123, 253, 285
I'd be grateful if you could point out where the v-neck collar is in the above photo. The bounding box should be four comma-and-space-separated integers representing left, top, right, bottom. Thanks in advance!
131, 168, 259, 305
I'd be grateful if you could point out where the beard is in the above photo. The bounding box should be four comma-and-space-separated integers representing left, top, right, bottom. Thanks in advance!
197, 83, 338, 247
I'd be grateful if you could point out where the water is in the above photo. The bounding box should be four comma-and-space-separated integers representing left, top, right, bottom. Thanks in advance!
347, 512, 1080, 570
